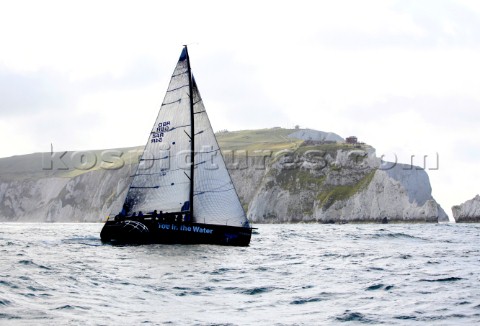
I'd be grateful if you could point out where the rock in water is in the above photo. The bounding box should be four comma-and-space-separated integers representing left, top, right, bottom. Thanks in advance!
452, 195, 480, 223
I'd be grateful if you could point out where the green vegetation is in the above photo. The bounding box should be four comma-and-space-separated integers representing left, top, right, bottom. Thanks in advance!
317, 169, 377, 209
59, 146, 143, 178
216, 128, 302, 154
296, 143, 354, 156
275, 169, 326, 193
330, 164, 342, 172
3, 128, 372, 187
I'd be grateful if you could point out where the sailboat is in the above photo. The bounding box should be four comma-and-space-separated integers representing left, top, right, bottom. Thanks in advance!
100, 46, 253, 246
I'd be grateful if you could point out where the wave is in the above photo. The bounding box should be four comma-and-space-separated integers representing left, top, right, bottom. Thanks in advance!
370, 232, 427, 241
419, 277, 463, 282
53, 304, 90, 311
17, 259, 51, 270
290, 296, 325, 305
0, 280, 18, 289
335, 310, 378, 323
1, 223, 478, 325
241, 287, 275, 295
366, 283, 394, 291
0, 313, 21, 320
62, 236, 102, 246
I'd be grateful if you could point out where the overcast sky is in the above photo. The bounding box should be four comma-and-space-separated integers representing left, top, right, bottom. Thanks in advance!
1, 0, 479, 218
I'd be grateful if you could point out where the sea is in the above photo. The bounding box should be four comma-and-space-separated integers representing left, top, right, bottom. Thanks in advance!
0, 223, 479, 325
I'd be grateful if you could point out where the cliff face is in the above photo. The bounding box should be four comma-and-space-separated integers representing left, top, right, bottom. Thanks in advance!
0, 129, 448, 223
0, 150, 138, 222
244, 144, 448, 223
452, 195, 480, 222
0, 164, 131, 222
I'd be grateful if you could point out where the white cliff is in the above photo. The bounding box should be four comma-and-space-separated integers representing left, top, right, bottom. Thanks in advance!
0, 168, 131, 222
0, 129, 448, 223
246, 142, 448, 223
313, 164, 448, 223
0, 150, 136, 222
452, 195, 480, 222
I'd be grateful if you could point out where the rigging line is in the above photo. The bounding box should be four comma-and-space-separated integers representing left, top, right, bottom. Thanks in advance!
194, 110, 206, 114
131, 181, 190, 189
197, 182, 233, 192
137, 161, 205, 180
151, 124, 190, 134
193, 99, 202, 105
194, 187, 235, 196
194, 181, 234, 194
172, 70, 188, 77
166, 84, 189, 93
162, 99, 181, 106
159, 124, 190, 132
196, 148, 220, 154
136, 167, 183, 177
164, 167, 194, 173
132, 166, 191, 177
131, 172, 167, 177
140, 156, 169, 161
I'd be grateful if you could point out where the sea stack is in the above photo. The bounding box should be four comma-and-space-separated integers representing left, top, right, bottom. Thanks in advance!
452, 195, 480, 223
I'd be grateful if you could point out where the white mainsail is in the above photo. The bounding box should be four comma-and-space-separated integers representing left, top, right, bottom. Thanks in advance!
122, 47, 248, 227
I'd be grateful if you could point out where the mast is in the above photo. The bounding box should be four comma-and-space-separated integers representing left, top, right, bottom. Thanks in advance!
185, 45, 195, 218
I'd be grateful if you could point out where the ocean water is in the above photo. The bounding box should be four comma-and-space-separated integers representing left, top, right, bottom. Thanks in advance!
0, 223, 479, 325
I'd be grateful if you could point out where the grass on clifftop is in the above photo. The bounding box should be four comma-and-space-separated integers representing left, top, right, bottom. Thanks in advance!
59, 146, 143, 178
216, 128, 302, 153
2, 128, 370, 181
216, 128, 371, 158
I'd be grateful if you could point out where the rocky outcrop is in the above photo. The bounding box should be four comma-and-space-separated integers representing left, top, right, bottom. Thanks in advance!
0, 129, 448, 223
246, 144, 448, 223
452, 195, 480, 222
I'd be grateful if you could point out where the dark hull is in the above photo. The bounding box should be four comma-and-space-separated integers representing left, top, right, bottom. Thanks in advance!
100, 217, 252, 246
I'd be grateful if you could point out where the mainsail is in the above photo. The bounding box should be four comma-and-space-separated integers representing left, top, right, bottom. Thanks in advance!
122, 47, 248, 227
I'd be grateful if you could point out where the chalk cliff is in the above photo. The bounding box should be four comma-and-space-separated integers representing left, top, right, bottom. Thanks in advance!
452, 195, 480, 223
0, 128, 448, 223
0, 149, 139, 222
244, 142, 448, 223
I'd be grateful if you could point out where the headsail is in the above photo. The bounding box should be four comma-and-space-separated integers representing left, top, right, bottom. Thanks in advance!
122, 47, 249, 228
191, 78, 248, 227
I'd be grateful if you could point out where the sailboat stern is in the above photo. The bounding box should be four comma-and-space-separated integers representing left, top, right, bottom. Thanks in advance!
100, 219, 152, 244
